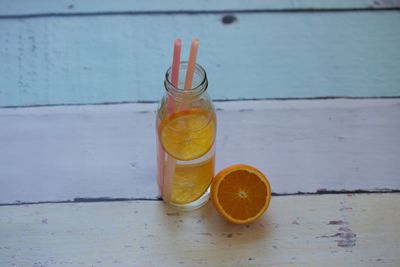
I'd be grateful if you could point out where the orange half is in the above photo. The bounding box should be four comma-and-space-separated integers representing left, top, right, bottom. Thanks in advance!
211, 164, 272, 224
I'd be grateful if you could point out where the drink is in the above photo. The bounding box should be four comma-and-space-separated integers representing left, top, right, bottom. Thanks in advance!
156, 63, 216, 210
171, 152, 215, 205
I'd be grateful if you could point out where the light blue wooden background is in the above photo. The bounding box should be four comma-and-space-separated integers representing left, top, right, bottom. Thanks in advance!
0, 0, 400, 107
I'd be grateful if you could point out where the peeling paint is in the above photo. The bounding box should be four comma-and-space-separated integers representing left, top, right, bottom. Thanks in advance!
328, 220, 346, 225
166, 212, 179, 216
197, 233, 212, 236
335, 228, 357, 247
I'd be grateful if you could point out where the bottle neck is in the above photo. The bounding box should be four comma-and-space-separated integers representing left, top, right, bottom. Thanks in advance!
164, 62, 208, 101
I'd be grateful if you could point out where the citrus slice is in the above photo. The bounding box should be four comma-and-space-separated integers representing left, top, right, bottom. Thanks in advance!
159, 109, 216, 161
170, 156, 214, 204
211, 164, 272, 224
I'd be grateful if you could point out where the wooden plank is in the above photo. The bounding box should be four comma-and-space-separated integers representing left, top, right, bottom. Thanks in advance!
1, 0, 399, 17
1, 99, 399, 204
0, 11, 400, 107
0, 194, 399, 266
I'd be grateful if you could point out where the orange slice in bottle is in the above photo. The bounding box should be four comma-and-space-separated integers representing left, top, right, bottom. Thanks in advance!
211, 164, 272, 224
170, 156, 215, 204
159, 108, 216, 161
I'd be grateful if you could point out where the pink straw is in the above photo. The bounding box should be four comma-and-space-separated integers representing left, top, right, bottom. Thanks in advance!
171, 39, 182, 88
161, 38, 182, 202
161, 38, 201, 203
184, 38, 199, 90
167, 38, 181, 114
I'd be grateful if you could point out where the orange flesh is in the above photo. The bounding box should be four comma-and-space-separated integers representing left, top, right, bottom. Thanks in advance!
217, 170, 268, 220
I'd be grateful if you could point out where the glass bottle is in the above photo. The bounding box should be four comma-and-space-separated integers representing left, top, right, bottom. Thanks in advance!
156, 62, 216, 210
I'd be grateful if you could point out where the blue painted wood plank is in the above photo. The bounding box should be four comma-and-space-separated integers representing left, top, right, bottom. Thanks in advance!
0, 11, 400, 107
1, 0, 399, 17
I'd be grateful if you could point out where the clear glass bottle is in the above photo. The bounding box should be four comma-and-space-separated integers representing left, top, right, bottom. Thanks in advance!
156, 62, 216, 210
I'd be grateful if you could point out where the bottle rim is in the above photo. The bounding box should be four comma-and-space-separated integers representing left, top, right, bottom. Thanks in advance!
164, 61, 208, 98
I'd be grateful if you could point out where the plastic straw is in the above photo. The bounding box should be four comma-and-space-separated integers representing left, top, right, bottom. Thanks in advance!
171, 39, 182, 88
184, 38, 199, 90
163, 38, 200, 203
167, 39, 181, 114
162, 38, 184, 202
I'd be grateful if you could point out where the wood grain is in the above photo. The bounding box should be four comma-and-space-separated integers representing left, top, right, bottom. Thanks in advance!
0, 9, 399, 107
0, 193, 399, 266
1, 99, 399, 204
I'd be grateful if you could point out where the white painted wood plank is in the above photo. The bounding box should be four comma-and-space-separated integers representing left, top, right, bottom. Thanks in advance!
0, 194, 399, 266
1, 99, 399, 204
1, 0, 398, 16
1, 11, 400, 107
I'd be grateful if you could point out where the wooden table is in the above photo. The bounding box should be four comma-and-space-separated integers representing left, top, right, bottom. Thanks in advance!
1, 0, 400, 265
1, 194, 399, 267
1, 99, 400, 266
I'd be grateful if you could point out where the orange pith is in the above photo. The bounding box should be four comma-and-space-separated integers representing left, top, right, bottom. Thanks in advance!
211, 164, 271, 224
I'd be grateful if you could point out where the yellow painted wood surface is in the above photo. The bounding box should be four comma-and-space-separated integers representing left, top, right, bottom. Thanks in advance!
1, 194, 399, 266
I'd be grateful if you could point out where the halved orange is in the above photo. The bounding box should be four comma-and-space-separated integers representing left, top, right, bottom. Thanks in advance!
211, 164, 272, 224
159, 108, 216, 161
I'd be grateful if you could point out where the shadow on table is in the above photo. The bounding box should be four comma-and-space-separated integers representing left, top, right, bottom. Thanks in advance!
148, 200, 277, 264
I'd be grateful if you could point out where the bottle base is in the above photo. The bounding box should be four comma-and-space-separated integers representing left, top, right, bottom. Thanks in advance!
165, 188, 210, 211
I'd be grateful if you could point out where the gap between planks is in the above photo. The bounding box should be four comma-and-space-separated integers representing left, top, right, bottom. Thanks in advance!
1, 0, 399, 18
1, 190, 400, 207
